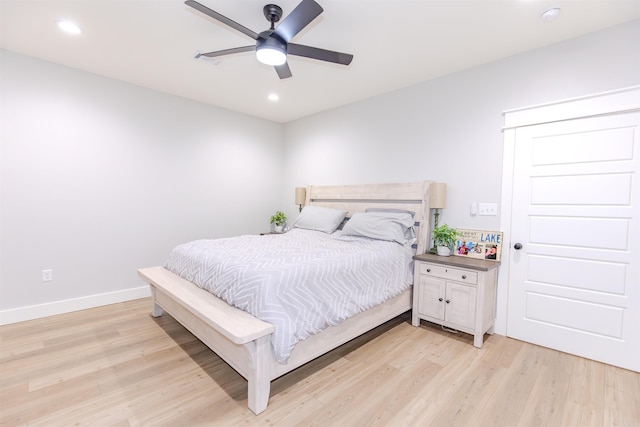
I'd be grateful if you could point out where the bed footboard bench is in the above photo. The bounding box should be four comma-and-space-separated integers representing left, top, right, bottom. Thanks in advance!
138, 266, 275, 414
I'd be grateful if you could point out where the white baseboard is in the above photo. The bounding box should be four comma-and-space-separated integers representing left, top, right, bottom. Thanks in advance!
0, 286, 151, 325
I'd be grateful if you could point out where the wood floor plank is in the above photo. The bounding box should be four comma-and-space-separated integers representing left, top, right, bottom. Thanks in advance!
384, 334, 485, 425
472, 341, 547, 426
559, 357, 606, 427
364, 358, 442, 426
1, 298, 638, 426
516, 348, 576, 427
604, 363, 640, 426
423, 334, 514, 427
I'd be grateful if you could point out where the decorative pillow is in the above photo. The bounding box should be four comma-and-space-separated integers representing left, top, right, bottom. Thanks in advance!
341, 211, 416, 245
293, 205, 348, 234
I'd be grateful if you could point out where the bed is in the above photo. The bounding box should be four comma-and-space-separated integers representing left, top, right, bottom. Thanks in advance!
138, 181, 434, 414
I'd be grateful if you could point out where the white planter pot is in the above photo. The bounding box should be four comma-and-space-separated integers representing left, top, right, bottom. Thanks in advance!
436, 246, 451, 256
274, 225, 283, 233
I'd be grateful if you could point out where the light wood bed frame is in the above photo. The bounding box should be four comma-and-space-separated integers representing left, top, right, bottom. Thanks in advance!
138, 181, 434, 414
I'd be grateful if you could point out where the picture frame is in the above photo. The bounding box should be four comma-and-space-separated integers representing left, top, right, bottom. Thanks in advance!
454, 228, 503, 262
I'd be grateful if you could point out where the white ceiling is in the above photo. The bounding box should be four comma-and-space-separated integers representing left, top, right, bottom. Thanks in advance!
2, 0, 639, 123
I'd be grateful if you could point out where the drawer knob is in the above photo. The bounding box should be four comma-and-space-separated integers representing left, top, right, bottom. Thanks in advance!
426, 268, 431, 272
462, 275, 467, 279
446, 300, 451, 304
438, 298, 443, 302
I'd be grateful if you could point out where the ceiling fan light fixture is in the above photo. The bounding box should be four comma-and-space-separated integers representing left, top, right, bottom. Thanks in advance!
256, 36, 287, 66
256, 47, 287, 66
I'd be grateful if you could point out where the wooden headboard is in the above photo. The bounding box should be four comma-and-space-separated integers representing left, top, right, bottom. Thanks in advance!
305, 181, 435, 255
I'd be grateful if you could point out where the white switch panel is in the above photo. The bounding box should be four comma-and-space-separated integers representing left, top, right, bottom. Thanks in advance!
478, 203, 498, 216
42, 269, 53, 282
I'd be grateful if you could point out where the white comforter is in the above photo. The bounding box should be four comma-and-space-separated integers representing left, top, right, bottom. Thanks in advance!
164, 228, 414, 363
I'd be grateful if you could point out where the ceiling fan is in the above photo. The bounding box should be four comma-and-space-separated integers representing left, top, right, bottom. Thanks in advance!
186, 0, 354, 79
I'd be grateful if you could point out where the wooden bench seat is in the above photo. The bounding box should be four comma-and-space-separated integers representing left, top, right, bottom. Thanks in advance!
138, 266, 274, 344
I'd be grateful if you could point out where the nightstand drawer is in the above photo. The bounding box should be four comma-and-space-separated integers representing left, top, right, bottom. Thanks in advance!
418, 263, 478, 284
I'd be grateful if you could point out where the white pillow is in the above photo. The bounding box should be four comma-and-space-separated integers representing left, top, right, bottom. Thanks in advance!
341, 211, 416, 245
293, 205, 348, 234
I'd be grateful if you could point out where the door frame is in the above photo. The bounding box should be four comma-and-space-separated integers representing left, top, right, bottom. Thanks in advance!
495, 85, 640, 335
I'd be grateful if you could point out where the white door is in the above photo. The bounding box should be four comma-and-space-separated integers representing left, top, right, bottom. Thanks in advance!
506, 110, 640, 372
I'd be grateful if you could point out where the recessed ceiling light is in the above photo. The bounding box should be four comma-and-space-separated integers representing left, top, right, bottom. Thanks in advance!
268, 93, 279, 102
56, 20, 82, 35
541, 7, 561, 22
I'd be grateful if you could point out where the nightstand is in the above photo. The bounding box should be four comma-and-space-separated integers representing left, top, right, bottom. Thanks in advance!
412, 253, 500, 348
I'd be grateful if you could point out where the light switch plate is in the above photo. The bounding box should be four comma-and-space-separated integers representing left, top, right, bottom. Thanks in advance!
42, 269, 53, 282
478, 203, 498, 216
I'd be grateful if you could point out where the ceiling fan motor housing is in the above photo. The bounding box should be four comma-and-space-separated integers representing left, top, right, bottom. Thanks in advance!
258, 30, 286, 47
263, 4, 283, 26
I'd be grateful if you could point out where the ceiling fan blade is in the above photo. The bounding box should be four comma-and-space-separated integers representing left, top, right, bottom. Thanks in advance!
273, 0, 323, 42
288, 43, 353, 65
196, 45, 255, 59
185, 0, 258, 40
275, 63, 293, 79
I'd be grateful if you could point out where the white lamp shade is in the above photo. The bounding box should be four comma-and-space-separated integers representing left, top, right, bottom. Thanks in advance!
295, 187, 306, 205
429, 183, 447, 209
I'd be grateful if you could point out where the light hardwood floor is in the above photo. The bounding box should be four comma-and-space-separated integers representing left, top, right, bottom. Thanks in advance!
1, 298, 638, 426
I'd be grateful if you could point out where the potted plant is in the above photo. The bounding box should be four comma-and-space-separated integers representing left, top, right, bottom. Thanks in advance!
270, 211, 287, 233
432, 224, 459, 256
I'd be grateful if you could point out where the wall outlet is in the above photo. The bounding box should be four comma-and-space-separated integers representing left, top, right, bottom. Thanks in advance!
478, 203, 498, 216
42, 269, 53, 282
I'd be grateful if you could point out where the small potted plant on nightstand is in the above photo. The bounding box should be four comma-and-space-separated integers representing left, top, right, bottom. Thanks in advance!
432, 224, 459, 256
270, 211, 287, 233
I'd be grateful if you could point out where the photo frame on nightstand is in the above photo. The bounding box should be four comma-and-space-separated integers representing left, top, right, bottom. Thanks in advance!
454, 228, 503, 261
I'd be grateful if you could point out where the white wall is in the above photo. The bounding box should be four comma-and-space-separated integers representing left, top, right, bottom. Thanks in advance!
283, 20, 640, 230
0, 50, 284, 322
